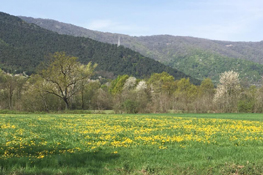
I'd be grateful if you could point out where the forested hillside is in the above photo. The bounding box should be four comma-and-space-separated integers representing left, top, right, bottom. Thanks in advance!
166, 49, 263, 83
20, 16, 263, 83
0, 12, 199, 84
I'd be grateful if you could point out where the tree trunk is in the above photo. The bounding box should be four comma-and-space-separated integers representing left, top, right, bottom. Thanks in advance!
63, 97, 70, 110
8, 84, 13, 110
81, 85, 84, 110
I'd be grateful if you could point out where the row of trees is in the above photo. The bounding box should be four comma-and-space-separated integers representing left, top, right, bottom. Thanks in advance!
0, 52, 263, 113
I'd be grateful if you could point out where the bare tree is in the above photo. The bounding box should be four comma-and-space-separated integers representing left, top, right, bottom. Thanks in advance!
0, 70, 27, 110
39, 52, 97, 110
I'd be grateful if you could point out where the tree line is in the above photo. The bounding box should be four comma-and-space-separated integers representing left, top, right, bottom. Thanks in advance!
0, 52, 262, 113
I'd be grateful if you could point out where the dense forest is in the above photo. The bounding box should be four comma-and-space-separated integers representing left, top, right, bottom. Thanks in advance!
20, 16, 263, 84
166, 49, 263, 84
0, 12, 199, 84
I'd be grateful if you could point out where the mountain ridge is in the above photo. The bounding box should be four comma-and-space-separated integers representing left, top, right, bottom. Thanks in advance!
19, 16, 263, 61
19, 16, 263, 84
0, 12, 200, 84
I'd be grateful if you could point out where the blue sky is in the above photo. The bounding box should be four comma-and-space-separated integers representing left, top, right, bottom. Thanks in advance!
1, 0, 263, 41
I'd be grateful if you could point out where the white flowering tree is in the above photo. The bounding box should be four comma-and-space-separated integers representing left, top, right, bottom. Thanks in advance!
135, 80, 147, 91
213, 70, 241, 112
123, 77, 137, 91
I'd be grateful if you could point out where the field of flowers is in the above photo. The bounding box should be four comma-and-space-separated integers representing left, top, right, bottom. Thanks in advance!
1, 114, 263, 174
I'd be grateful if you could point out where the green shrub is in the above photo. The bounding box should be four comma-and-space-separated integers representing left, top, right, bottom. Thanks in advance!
238, 100, 254, 113
122, 100, 139, 114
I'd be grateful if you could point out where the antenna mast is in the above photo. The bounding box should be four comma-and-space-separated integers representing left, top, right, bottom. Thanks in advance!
117, 36, 120, 47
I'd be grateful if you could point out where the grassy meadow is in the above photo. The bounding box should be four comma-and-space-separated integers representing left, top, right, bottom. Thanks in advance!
1, 113, 263, 175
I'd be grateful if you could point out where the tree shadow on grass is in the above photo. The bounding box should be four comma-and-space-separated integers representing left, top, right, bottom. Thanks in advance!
0, 144, 120, 175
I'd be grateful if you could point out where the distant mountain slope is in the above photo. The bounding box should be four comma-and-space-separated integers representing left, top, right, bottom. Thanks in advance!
19, 16, 263, 83
20, 16, 263, 63
0, 12, 200, 84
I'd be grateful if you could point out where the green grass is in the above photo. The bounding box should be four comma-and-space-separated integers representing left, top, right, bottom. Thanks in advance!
165, 112, 263, 121
1, 113, 263, 175
0, 110, 115, 115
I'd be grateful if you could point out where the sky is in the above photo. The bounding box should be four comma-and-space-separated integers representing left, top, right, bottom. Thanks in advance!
1, 0, 263, 41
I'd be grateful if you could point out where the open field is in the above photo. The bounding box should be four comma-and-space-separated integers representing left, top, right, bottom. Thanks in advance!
1, 114, 263, 175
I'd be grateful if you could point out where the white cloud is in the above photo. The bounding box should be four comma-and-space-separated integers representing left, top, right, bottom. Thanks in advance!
181, 0, 263, 41
74, 0, 263, 40
85, 19, 149, 36
88, 20, 113, 30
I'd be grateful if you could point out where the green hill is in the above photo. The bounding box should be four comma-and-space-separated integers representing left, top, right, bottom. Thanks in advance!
167, 49, 263, 83
0, 12, 200, 84
19, 16, 263, 84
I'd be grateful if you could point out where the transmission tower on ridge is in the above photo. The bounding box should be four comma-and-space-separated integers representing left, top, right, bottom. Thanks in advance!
117, 36, 120, 47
